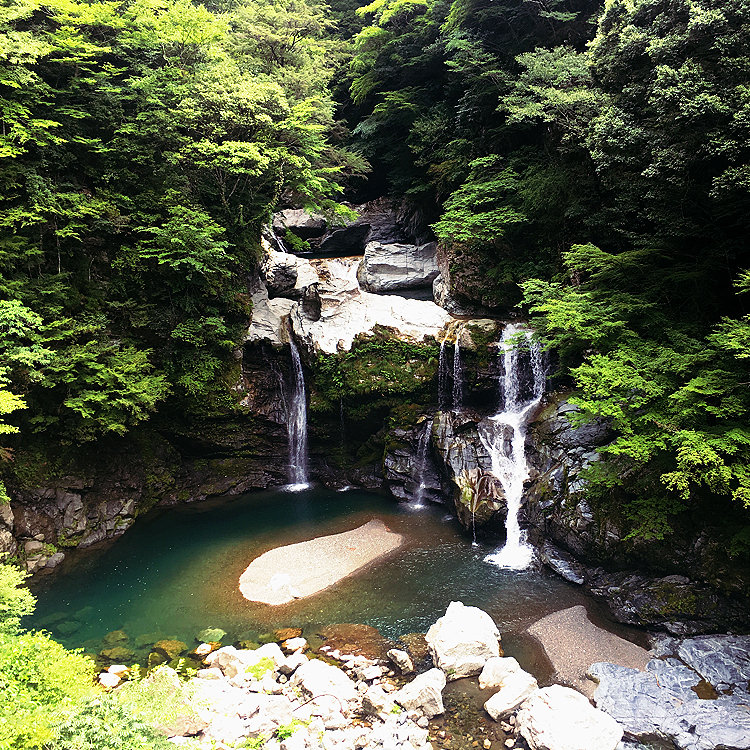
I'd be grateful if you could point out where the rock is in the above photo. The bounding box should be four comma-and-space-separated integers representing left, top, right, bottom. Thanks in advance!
273, 208, 327, 240
193, 643, 215, 657
290, 658, 359, 709
676, 634, 750, 690
483, 660, 538, 720
45, 551, 65, 569
319, 223, 371, 255
56, 620, 82, 636
357, 241, 439, 292
282, 636, 308, 653
245, 283, 296, 347
387, 648, 415, 674
196, 628, 226, 644
279, 652, 308, 676
98, 671, 121, 689
540, 543, 586, 585
517, 685, 623, 750
589, 660, 750, 750
290, 257, 451, 354
100, 646, 135, 662
426, 601, 501, 680
107, 664, 129, 677
196, 667, 224, 680
23, 539, 44, 554
102, 629, 129, 646
134, 632, 161, 649
151, 639, 187, 661
274, 627, 303, 642
362, 684, 399, 720
393, 667, 446, 718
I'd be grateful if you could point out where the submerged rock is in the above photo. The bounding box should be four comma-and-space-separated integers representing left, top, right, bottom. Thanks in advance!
517, 685, 623, 750
426, 601, 502, 680
197, 628, 226, 644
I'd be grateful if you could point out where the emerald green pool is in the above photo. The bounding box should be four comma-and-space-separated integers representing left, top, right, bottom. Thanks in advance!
27, 487, 637, 680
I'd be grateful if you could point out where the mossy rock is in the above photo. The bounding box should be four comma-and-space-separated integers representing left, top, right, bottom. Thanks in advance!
102, 629, 130, 646
151, 639, 188, 661
100, 645, 136, 663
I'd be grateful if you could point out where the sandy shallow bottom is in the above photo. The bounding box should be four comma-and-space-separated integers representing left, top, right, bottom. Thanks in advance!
239, 519, 405, 605
528, 604, 650, 696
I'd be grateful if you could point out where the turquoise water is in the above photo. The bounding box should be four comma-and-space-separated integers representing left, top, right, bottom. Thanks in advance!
27, 487, 633, 679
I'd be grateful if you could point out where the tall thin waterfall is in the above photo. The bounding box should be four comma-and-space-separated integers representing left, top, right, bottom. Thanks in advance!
479, 324, 545, 569
452, 333, 463, 410
438, 339, 450, 410
438, 322, 464, 411
412, 418, 434, 508
287, 337, 310, 489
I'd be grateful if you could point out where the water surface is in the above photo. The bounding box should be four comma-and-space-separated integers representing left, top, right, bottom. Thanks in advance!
27, 487, 639, 681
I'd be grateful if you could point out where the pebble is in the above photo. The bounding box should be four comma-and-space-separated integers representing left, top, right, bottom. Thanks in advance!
417, 717, 429, 728
505, 741, 515, 749
483, 741, 491, 749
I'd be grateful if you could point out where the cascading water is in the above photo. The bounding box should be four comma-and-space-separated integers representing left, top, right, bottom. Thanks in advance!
438, 322, 464, 411
479, 324, 546, 569
438, 338, 450, 410
411, 418, 434, 508
452, 331, 463, 410
286, 337, 310, 490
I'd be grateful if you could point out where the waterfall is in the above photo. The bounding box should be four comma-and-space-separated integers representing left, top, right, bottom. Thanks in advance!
438, 338, 450, 410
452, 332, 463, 410
438, 322, 464, 411
479, 324, 545, 569
412, 418, 434, 508
287, 336, 310, 490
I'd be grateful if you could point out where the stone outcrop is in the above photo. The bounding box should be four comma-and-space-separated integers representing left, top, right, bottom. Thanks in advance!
590, 653, 750, 750
425, 601, 502, 680
357, 241, 439, 292
526, 394, 750, 633
517, 685, 623, 750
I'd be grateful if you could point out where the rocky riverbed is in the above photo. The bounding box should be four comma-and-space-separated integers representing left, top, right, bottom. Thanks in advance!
93, 602, 750, 750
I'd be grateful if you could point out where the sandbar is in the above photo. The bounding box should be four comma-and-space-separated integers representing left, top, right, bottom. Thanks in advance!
528, 605, 650, 696
239, 519, 404, 605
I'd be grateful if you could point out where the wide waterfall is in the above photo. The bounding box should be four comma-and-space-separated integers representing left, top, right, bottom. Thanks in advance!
480, 324, 546, 569
287, 337, 310, 489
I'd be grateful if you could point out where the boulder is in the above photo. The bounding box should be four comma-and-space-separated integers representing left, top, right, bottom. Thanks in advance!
676, 634, 750, 691
357, 241, 439, 292
289, 659, 359, 709
426, 601, 501, 680
152, 639, 187, 661
196, 628, 226, 644
482, 658, 538, 720
387, 648, 414, 675
98, 671, 121, 689
517, 685, 623, 750
362, 684, 399, 720
100, 646, 135, 662
393, 667, 446, 718
272, 208, 327, 240
319, 223, 371, 255
102, 629, 129, 646
589, 660, 750, 750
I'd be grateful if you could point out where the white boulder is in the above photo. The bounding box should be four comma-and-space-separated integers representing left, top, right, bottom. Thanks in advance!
426, 601, 501, 680
357, 241, 439, 292
483, 658, 538, 720
393, 667, 446, 718
290, 659, 359, 709
387, 648, 415, 674
517, 685, 623, 750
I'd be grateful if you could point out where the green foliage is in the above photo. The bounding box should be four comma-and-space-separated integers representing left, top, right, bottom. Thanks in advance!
245, 656, 275, 679
0, 628, 95, 750
0, 564, 34, 634
51, 695, 172, 750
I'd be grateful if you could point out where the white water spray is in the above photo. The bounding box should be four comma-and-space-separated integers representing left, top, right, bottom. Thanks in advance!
452, 333, 463, 410
480, 324, 545, 569
286, 337, 310, 490
412, 419, 434, 508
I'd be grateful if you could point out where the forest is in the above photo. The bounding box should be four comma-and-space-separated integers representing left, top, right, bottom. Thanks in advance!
1, 0, 750, 746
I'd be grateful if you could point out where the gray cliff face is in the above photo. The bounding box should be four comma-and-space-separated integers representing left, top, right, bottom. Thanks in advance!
525, 393, 750, 633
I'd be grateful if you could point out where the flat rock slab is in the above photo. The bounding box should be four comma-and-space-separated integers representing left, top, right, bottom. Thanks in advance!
239, 519, 404, 605
528, 605, 649, 696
